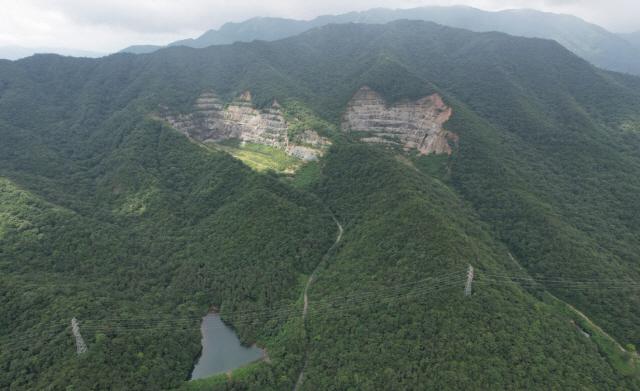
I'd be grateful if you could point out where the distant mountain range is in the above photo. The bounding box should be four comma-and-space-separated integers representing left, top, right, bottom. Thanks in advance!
0, 45, 104, 60
121, 6, 640, 76
620, 31, 640, 50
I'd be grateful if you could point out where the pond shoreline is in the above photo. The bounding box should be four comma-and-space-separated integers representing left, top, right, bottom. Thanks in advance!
189, 309, 268, 380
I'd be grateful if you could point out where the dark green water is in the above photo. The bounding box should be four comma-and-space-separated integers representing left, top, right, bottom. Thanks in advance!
190, 313, 264, 380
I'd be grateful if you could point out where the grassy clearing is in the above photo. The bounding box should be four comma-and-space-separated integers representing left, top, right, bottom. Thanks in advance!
289, 161, 321, 189
207, 140, 303, 173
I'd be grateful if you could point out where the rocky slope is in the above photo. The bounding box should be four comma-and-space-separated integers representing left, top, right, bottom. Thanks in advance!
161, 91, 329, 161
341, 86, 457, 155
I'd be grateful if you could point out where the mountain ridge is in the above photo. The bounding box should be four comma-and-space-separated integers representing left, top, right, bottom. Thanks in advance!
0, 45, 105, 61
2, 20, 640, 389
620, 31, 640, 50
119, 6, 640, 76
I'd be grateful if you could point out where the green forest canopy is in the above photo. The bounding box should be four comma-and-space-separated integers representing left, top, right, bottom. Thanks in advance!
1, 20, 640, 389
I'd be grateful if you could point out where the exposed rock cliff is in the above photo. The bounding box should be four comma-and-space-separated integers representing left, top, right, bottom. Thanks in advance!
341, 86, 457, 155
161, 91, 329, 161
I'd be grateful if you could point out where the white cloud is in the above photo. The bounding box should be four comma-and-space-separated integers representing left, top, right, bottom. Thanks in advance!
0, 0, 638, 54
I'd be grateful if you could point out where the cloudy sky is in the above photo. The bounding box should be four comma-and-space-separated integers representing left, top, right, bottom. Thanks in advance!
1, 0, 638, 54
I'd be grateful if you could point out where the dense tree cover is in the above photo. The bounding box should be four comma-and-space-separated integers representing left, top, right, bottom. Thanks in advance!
301, 144, 639, 389
1, 20, 640, 389
0, 116, 334, 389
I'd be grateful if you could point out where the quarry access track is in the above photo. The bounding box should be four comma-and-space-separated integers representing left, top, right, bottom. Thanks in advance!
294, 215, 343, 391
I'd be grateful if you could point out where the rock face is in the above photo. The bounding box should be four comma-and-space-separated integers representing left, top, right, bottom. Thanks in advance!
161, 91, 329, 161
341, 86, 457, 155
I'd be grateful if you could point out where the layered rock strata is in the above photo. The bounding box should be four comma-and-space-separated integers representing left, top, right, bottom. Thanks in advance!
341, 86, 457, 155
161, 91, 329, 161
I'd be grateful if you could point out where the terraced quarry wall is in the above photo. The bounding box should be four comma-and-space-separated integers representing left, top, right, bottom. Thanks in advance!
161, 91, 329, 161
342, 86, 457, 155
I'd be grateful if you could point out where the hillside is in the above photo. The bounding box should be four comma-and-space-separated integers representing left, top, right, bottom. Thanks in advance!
0, 45, 104, 60
118, 44, 163, 55
2, 21, 640, 389
120, 6, 640, 76
621, 31, 640, 50
170, 17, 313, 48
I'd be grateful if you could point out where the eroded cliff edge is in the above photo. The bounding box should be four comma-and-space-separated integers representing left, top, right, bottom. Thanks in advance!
342, 86, 457, 155
160, 91, 330, 161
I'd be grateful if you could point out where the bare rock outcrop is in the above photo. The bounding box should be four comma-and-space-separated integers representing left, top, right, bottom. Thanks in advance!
341, 86, 457, 155
161, 91, 329, 161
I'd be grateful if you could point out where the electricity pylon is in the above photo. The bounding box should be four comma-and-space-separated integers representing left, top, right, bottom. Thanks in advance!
71, 317, 88, 354
465, 265, 474, 297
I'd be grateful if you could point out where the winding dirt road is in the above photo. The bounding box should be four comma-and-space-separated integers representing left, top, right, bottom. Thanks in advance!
294, 216, 343, 391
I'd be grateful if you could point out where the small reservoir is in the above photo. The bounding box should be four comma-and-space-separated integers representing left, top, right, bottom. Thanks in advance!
190, 313, 264, 380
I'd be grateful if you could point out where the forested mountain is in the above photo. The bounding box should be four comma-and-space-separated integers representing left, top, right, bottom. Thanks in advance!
621, 31, 640, 50
0, 45, 104, 60
115, 44, 162, 56
2, 20, 640, 389
120, 6, 640, 76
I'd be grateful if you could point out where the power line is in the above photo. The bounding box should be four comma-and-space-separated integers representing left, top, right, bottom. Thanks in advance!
81, 281, 464, 335
4, 268, 638, 356
80, 276, 465, 331
1, 279, 463, 354
480, 273, 640, 285
82, 270, 466, 324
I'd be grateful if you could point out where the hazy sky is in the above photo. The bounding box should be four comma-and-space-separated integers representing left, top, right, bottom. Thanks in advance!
1, 0, 638, 53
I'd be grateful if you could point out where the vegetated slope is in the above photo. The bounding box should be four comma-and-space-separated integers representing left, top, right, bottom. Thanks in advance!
380, 24, 640, 346
170, 17, 314, 48
121, 6, 640, 76
0, 69, 335, 389
118, 44, 164, 55
621, 31, 640, 51
300, 144, 636, 389
0, 46, 105, 60
1, 20, 640, 389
